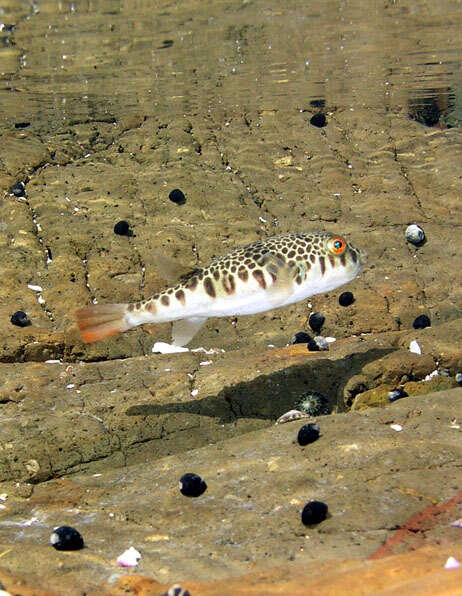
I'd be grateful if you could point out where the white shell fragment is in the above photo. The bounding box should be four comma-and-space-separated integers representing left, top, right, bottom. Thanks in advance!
152, 342, 189, 354
444, 556, 461, 569
390, 424, 403, 432
424, 370, 439, 381
313, 336, 329, 350
409, 340, 422, 355
27, 284, 43, 292
405, 224, 426, 246
450, 518, 462, 528
275, 409, 310, 424
117, 546, 141, 567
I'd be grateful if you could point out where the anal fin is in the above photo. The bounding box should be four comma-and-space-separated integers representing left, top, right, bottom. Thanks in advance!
171, 316, 207, 346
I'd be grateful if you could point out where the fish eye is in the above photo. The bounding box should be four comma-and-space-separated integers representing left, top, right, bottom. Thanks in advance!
329, 237, 346, 254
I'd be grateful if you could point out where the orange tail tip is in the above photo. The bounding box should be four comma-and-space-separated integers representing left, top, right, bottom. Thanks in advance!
76, 303, 130, 343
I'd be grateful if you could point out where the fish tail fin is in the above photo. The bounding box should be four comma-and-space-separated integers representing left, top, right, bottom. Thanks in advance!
76, 303, 131, 343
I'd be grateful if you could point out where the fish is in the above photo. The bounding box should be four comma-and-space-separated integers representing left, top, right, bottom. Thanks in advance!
76, 232, 366, 347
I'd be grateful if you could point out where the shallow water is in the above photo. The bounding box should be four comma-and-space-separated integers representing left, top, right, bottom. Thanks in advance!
1, 0, 461, 130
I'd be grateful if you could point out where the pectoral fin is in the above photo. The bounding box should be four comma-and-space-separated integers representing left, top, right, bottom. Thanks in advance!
261, 254, 298, 306
171, 316, 207, 346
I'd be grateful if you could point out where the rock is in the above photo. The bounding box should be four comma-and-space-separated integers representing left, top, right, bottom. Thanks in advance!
0, 3, 461, 594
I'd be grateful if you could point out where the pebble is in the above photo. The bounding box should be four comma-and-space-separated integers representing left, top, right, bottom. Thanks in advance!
179, 473, 207, 497
412, 314, 431, 329
9, 181, 26, 197
301, 500, 328, 525
455, 372, 462, 386
160, 585, 191, 596
50, 526, 84, 551
339, 291, 354, 306
169, 188, 186, 205
388, 388, 408, 402
297, 391, 331, 416
405, 224, 426, 246
113, 220, 131, 236
292, 331, 311, 344
297, 423, 320, 446
308, 312, 324, 333
307, 338, 320, 352
310, 113, 327, 128
10, 310, 31, 327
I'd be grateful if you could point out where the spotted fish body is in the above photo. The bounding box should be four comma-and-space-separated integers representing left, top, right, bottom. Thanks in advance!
76, 232, 366, 346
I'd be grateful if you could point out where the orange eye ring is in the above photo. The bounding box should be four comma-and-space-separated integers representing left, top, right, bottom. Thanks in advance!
330, 237, 346, 254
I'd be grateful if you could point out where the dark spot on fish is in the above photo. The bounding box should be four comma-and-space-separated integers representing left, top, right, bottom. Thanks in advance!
161, 295, 170, 306
351, 249, 357, 263
204, 277, 216, 298
310, 254, 316, 264
319, 256, 326, 275
238, 268, 249, 282
287, 250, 296, 258
175, 289, 186, 305
328, 254, 335, 268
222, 274, 236, 295
135, 302, 141, 310
213, 270, 220, 281
128, 303, 135, 312
248, 262, 256, 269
146, 301, 156, 313
167, 288, 174, 294
252, 269, 266, 289
231, 265, 236, 273
187, 276, 198, 290
340, 253, 346, 267
295, 274, 303, 284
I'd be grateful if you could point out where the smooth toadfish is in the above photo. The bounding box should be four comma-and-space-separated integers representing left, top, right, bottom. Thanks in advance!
76, 232, 366, 347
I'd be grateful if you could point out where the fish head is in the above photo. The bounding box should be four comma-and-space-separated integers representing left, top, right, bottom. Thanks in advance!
316, 233, 366, 290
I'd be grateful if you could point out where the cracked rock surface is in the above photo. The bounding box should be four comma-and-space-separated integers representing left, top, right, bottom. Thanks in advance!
0, 0, 461, 593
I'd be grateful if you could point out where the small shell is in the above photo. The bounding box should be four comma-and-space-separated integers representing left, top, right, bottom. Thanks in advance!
409, 340, 422, 355
405, 224, 426, 246
116, 546, 141, 567
275, 409, 310, 424
444, 556, 461, 569
313, 336, 330, 351
152, 342, 189, 354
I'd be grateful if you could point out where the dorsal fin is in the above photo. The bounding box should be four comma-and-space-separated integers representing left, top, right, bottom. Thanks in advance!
152, 251, 200, 284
